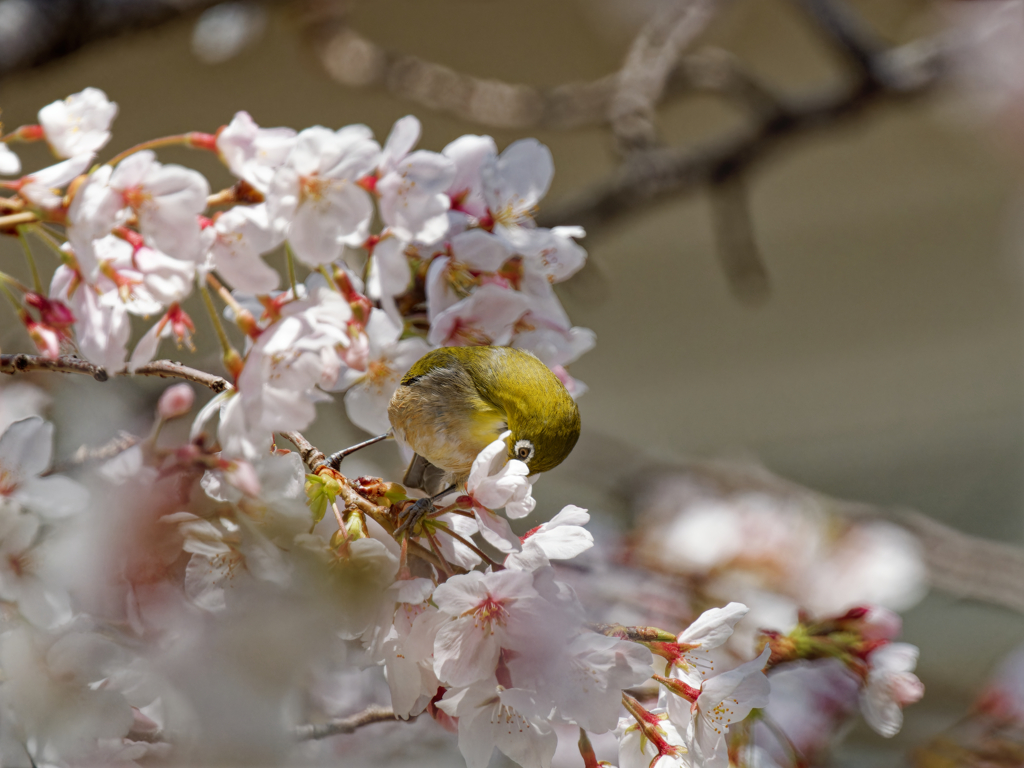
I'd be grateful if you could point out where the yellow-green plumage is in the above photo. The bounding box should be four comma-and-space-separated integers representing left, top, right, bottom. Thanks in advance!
388, 346, 581, 490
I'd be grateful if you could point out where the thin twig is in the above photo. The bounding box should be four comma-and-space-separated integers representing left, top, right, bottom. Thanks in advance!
293, 705, 401, 741
0, 354, 232, 391
278, 431, 453, 574
129, 360, 231, 392
43, 431, 140, 476
433, 522, 504, 571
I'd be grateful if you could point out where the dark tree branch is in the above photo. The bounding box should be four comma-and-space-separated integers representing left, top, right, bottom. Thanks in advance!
537, 38, 943, 236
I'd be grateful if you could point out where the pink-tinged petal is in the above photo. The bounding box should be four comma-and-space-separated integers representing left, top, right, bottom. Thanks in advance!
679, 602, 749, 648
209, 204, 281, 293
370, 235, 412, 298
21, 153, 94, 208
475, 508, 522, 553
450, 229, 511, 271
289, 198, 345, 265
467, 434, 510, 491
364, 308, 402, 352
128, 321, 163, 370
0, 416, 53, 478
344, 380, 394, 435
443, 134, 496, 217
482, 138, 553, 213
13, 575, 73, 629
216, 111, 296, 192
401, 150, 456, 191
18, 475, 84, 519
428, 284, 530, 347
38, 87, 117, 158
434, 618, 501, 687
381, 115, 421, 170
0, 511, 40, 554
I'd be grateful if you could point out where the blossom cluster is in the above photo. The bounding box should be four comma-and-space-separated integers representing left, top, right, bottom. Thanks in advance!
1, 88, 593, 458
0, 90, 924, 768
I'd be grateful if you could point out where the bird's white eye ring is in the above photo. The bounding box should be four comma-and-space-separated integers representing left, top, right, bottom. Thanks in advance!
513, 439, 535, 463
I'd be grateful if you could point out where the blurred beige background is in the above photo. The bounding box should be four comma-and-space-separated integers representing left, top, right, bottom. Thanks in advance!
2, 0, 1023, 760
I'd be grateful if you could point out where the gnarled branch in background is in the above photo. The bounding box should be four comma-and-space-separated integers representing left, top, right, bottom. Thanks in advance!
305, 0, 945, 300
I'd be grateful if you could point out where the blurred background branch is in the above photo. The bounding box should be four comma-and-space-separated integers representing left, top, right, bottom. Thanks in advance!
0, 0, 946, 302
0, 0, 223, 75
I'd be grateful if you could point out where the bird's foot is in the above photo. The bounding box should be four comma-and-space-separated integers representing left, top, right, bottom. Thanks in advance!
395, 496, 436, 537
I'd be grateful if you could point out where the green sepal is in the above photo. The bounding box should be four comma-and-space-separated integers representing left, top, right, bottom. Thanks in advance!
305, 472, 342, 527
384, 483, 410, 504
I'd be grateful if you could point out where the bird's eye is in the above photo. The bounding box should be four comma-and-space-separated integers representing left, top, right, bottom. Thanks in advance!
513, 439, 535, 463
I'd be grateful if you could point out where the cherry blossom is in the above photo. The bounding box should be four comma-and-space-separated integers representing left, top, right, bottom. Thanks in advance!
437, 680, 558, 768
670, 602, 749, 686
860, 643, 924, 738
50, 262, 131, 373
481, 138, 553, 251
203, 204, 282, 293
510, 631, 654, 733
216, 110, 296, 193
432, 569, 540, 687
461, 432, 536, 552
366, 230, 414, 315
128, 303, 196, 368
617, 708, 691, 768
20, 153, 94, 209
65, 165, 127, 275
681, 647, 772, 768
267, 124, 380, 266
0, 627, 134, 759
213, 287, 351, 456
425, 228, 512, 322
444, 133, 497, 220
335, 307, 431, 435
419, 510, 484, 570
0, 417, 84, 520
375, 582, 446, 718
0, 507, 72, 628
173, 512, 291, 612
108, 150, 210, 261
0, 382, 49, 434
505, 504, 594, 571
429, 282, 531, 347
38, 87, 118, 159
376, 115, 455, 244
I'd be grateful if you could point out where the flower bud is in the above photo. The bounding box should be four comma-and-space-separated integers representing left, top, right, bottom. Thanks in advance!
158, 383, 195, 420
858, 606, 903, 642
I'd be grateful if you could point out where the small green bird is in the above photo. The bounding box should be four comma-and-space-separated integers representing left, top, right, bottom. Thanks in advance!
325, 345, 581, 527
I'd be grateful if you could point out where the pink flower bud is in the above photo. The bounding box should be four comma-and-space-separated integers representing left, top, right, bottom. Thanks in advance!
158, 383, 195, 420
891, 672, 925, 706
859, 606, 903, 642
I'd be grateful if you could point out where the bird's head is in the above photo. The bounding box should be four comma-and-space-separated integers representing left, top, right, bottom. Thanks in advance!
489, 353, 581, 475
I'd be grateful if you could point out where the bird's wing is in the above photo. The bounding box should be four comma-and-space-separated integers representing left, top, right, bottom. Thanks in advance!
403, 453, 449, 496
